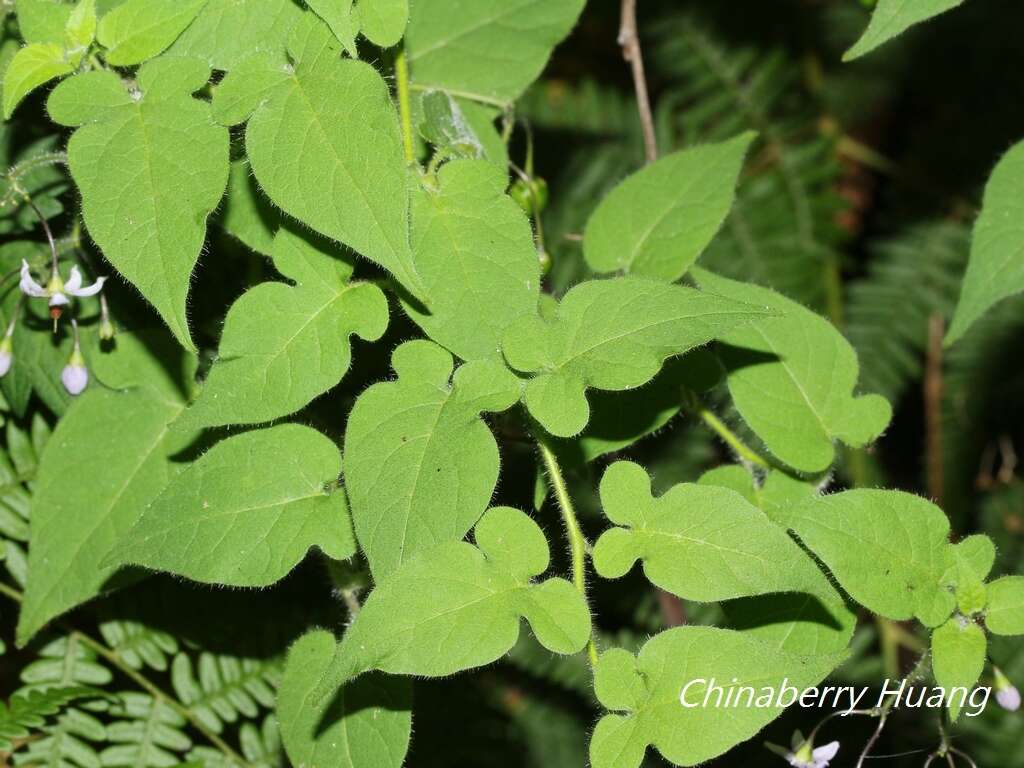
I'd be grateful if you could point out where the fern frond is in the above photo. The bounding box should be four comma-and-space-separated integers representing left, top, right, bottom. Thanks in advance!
169, 653, 280, 735
0, 687, 102, 753
846, 221, 969, 403
101, 692, 191, 768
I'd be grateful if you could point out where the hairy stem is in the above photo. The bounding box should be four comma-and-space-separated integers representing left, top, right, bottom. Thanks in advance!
395, 46, 416, 165
535, 435, 599, 667
685, 391, 770, 469
619, 0, 658, 164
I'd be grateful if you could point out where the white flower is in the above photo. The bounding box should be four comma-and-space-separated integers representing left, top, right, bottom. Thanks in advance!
995, 667, 1021, 712
61, 320, 88, 396
20, 260, 106, 310
787, 740, 839, 768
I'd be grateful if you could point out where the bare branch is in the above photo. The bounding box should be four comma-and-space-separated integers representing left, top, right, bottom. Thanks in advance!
619, 0, 658, 164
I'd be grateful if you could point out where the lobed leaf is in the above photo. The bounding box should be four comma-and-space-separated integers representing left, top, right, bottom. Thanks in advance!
179, 226, 387, 429
777, 490, 956, 627
50, 58, 230, 350
345, 340, 520, 579
931, 617, 986, 720
107, 424, 356, 587
946, 139, 1024, 345
985, 576, 1024, 635
322, 507, 592, 689
595, 461, 854, 654
501, 276, 771, 437
589, 628, 845, 768
694, 269, 891, 473
584, 132, 755, 282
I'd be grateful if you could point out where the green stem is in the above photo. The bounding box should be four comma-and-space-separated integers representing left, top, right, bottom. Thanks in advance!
535, 435, 599, 667
395, 46, 416, 165
685, 392, 770, 469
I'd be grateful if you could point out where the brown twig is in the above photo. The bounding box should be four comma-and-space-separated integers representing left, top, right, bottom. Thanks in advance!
925, 313, 945, 508
618, 0, 658, 164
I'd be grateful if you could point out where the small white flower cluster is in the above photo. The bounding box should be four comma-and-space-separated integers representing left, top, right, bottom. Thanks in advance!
0, 260, 108, 396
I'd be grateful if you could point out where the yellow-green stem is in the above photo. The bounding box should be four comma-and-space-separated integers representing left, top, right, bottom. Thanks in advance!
536, 436, 599, 667
395, 47, 415, 165
689, 398, 770, 469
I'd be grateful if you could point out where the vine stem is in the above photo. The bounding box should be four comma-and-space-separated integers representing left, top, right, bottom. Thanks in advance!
535, 435, 599, 667
684, 391, 770, 469
395, 46, 416, 165
0, 582, 248, 766
856, 652, 930, 768
619, 0, 658, 164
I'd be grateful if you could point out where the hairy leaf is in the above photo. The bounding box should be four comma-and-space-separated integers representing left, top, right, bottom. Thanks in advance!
590, 628, 845, 768
404, 159, 540, 361
946, 140, 1024, 345
167, 0, 304, 70
324, 507, 591, 689
405, 0, 585, 103
278, 631, 411, 768
777, 490, 955, 627
594, 461, 853, 654
985, 576, 1024, 635
50, 59, 229, 350
845, 0, 963, 61
180, 226, 387, 429
931, 617, 986, 719
2, 43, 74, 118
18, 385, 197, 644
222, 31, 428, 300
694, 269, 891, 473
501, 276, 770, 437
345, 340, 520, 579
306, 0, 358, 56
584, 133, 755, 282
220, 157, 280, 257
107, 424, 355, 587
97, 0, 208, 66
357, 0, 407, 48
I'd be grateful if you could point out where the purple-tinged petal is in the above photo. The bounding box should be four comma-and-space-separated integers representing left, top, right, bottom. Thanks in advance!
61, 363, 88, 395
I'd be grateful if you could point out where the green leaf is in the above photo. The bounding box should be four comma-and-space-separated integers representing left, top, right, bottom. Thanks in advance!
345, 340, 521, 579
357, 0, 407, 48
404, 159, 540, 361
943, 535, 993, 616
50, 59, 229, 350
17, 385, 198, 644
405, 0, 585, 103
589, 628, 845, 768
844, 0, 963, 61
777, 490, 955, 627
97, 0, 208, 66
15, 0, 73, 44
2, 43, 74, 118
946, 140, 1024, 345
986, 576, 1024, 635
595, 461, 854, 655
179, 227, 387, 429
167, 0, 304, 71
694, 269, 891, 473
584, 133, 755, 282
931, 617, 986, 720
64, 0, 97, 56
323, 507, 592, 688
107, 424, 355, 587
220, 157, 280, 257
418, 90, 485, 159
278, 631, 411, 768
231, 43, 427, 301
306, 0, 358, 56
501, 276, 770, 437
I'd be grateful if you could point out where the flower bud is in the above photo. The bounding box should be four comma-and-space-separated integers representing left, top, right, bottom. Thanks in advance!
99, 317, 116, 341
995, 666, 1021, 712
61, 328, 88, 396
0, 334, 12, 378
